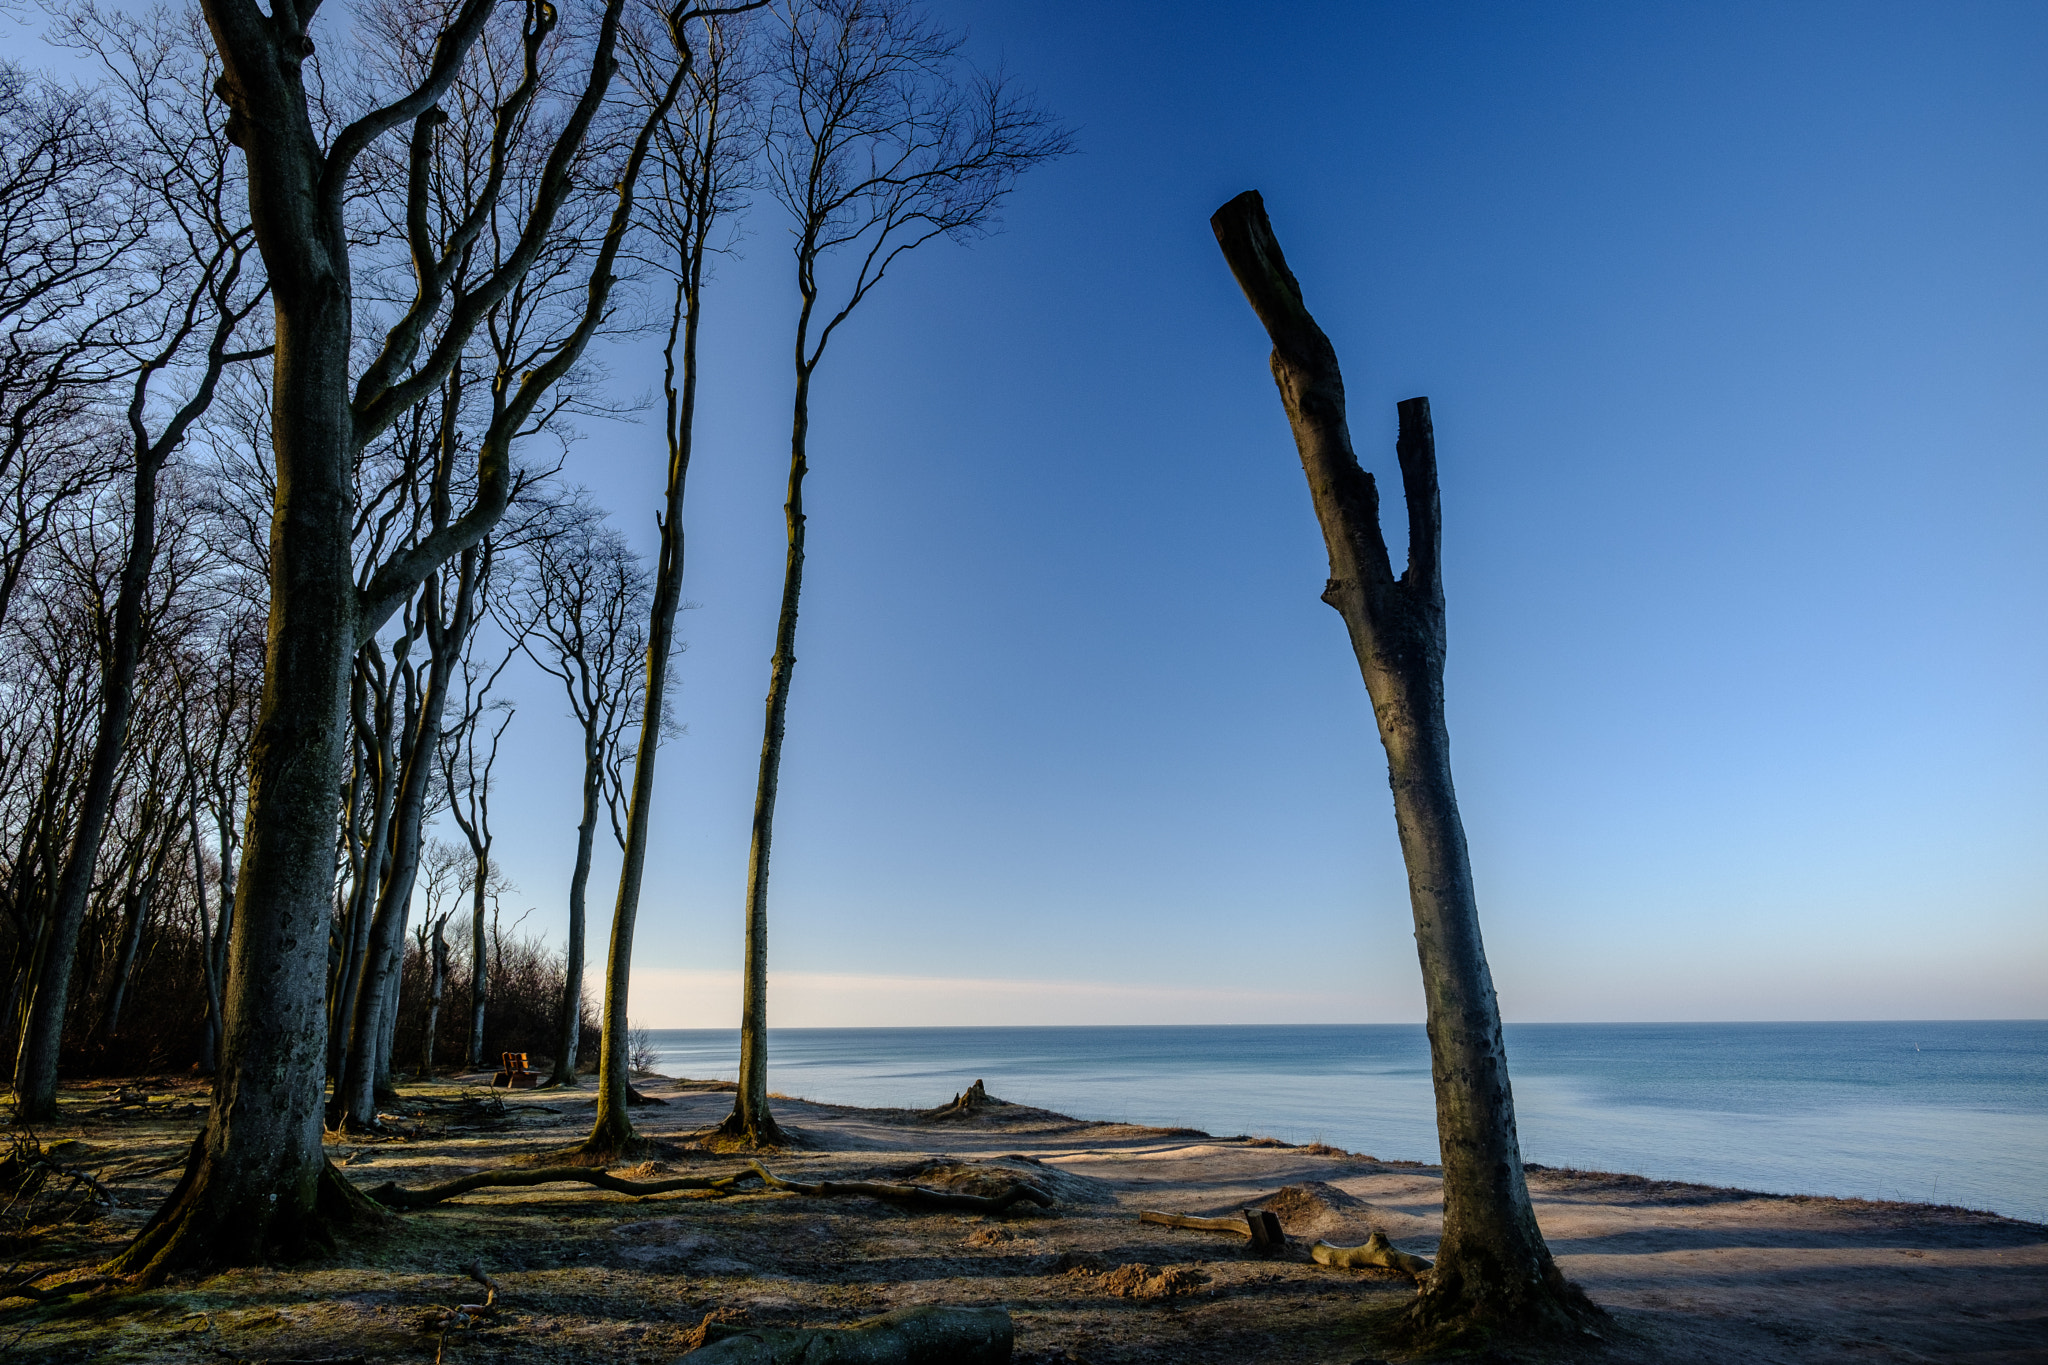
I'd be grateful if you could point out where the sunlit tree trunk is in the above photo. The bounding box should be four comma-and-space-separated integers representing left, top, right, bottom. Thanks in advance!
1211, 190, 1597, 1343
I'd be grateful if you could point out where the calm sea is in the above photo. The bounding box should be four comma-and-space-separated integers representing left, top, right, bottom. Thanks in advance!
642, 1020, 2048, 1223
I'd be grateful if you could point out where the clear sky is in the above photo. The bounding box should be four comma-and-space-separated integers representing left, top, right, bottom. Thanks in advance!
471, 0, 2046, 1028
78, 0, 2043, 1026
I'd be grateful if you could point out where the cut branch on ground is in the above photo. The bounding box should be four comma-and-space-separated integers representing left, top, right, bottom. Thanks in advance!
746, 1160, 1051, 1214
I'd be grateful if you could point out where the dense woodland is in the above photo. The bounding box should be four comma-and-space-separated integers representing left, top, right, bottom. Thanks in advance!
1, 0, 1063, 1146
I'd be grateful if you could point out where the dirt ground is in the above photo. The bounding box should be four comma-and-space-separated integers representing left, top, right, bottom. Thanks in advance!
2, 1073, 2043, 1364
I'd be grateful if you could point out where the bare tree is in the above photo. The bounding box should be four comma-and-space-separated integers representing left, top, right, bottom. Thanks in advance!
719, 0, 1069, 1146
440, 630, 515, 1071
1210, 191, 1599, 1344
112, 0, 766, 1281
501, 493, 650, 1086
575, 0, 757, 1158
4, 4, 270, 1122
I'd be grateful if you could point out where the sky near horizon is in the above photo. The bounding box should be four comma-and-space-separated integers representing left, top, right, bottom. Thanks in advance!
38, 2, 2045, 1025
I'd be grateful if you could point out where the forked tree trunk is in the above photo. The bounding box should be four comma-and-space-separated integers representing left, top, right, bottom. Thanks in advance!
1210, 191, 1596, 1343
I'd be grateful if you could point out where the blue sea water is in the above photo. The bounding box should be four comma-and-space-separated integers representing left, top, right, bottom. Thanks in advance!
643, 1020, 2048, 1223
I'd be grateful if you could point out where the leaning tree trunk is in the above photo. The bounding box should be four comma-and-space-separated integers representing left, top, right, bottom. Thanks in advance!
10, 442, 168, 1122
720, 366, 809, 1148
584, 275, 705, 1156
1210, 191, 1596, 1343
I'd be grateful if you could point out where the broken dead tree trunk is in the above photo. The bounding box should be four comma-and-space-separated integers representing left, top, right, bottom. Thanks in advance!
1139, 1207, 1286, 1248
361, 1165, 751, 1210
925, 1078, 1001, 1120
1313, 1230, 1435, 1279
747, 1161, 1051, 1214
1210, 189, 1598, 1344
677, 1304, 1011, 1364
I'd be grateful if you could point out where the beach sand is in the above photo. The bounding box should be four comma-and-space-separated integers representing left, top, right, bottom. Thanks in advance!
4, 1075, 2042, 1363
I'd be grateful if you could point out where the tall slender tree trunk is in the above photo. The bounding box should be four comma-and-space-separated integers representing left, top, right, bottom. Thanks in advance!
1210, 191, 1596, 1342
550, 729, 601, 1086
339, 603, 461, 1127
466, 838, 491, 1068
419, 916, 448, 1078
188, 801, 223, 1072
585, 281, 702, 1156
329, 667, 395, 1081
11, 447, 167, 1121
721, 366, 810, 1147
101, 874, 160, 1039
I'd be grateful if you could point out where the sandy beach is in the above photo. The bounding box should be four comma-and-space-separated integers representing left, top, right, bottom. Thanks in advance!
4, 1075, 2042, 1363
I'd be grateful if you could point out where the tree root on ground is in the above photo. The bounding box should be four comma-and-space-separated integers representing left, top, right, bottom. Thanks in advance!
361, 1164, 752, 1210
681, 1304, 1012, 1364
747, 1161, 1052, 1214
1311, 1231, 1434, 1278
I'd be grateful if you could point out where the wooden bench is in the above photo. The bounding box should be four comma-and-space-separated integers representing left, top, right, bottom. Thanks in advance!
490, 1051, 539, 1089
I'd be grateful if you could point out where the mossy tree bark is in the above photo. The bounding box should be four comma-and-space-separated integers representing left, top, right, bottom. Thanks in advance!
1210, 190, 1596, 1343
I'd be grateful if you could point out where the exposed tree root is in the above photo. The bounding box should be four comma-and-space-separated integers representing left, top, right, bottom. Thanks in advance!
746, 1160, 1051, 1213
1377, 1249, 1605, 1355
360, 1163, 753, 1210
106, 1147, 389, 1286
1311, 1231, 1434, 1278
684, 1303, 1012, 1363
713, 1106, 790, 1150
624, 1085, 668, 1107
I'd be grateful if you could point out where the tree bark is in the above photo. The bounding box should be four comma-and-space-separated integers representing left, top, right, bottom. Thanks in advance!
339, 569, 467, 1126
550, 723, 600, 1086
11, 443, 169, 1120
722, 366, 807, 1148
1209, 190, 1595, 1341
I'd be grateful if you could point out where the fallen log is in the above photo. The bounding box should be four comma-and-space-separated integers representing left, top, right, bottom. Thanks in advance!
1311, 1230, 1434, 1278
677, 1304, 1012, 1364
747, 1160, 1051, 1213
1138, 1207, 1286, 1246
360, 1164, 753, 1210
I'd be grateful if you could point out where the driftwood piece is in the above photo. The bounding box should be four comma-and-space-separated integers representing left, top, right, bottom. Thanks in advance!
1139, 1207, 1285, 1245
1312, 1230, 1435, 1278
361, 1164, 751, 1210
747, 1161, 1051, 1213
677, 1304, 1012, 1364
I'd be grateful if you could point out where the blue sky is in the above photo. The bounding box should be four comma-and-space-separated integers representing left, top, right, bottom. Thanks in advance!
40, 1, 2043, 1024
479, 0, 2045, 1026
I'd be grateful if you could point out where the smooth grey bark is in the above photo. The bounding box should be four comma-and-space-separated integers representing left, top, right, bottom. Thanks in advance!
1210, 190, 1594, 1339
417, 913, 449, 1077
